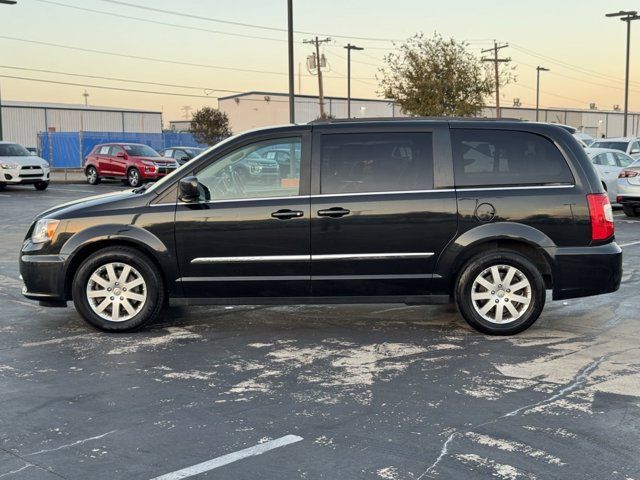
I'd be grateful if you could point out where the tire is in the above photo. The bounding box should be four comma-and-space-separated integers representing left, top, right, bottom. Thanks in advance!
623, 205, 638, 217
455, 250, 546, 335
86, 166, 100, 185
0, 183, 6, 191
34, 181, 49, 191
127, 168, 141, 187
72, 246, 165, 332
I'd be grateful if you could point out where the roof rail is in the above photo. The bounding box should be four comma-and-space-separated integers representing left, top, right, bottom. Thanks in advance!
308, 116, 524, 124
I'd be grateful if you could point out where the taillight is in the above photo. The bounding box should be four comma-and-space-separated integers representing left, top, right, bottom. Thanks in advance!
587, 193, 614, 241
619, 170, 638, 178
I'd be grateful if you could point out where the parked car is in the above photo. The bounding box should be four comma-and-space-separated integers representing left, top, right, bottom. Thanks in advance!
591, 137, 640, 160
574, 132, 595, 147
585, 147, 635, 204
0, 141, 50, 191
616, 160, 640, 216
20, 119, 621, 335
83, 143, 179, 187
159, 146, 204, 165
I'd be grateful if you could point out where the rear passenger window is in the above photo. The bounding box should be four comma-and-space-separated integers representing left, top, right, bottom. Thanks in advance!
451, 129, 574, 187
320, 133, 433, 194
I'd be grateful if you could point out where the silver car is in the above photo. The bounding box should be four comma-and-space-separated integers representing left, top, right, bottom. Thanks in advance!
585, 147, 635, 205
616, 158, 640, 217
591, 137, 640, 160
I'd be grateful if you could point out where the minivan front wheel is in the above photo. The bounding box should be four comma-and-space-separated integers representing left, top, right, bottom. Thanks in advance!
72, 246, 164, 331
455, 251, 545, 335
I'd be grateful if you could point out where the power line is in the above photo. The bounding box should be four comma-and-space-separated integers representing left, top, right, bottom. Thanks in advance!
0, 64, 243, 93
96, 0, 402, 43
34, 0, 288, 44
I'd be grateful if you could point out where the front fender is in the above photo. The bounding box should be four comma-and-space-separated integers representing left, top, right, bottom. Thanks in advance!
435, 222, 556, 279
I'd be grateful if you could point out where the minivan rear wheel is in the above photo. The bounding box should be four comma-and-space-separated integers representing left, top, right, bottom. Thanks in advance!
455, 250, 545, 335
72, 246, 164, 332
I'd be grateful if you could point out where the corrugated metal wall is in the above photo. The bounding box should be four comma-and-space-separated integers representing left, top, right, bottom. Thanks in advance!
1, 105, 162, 148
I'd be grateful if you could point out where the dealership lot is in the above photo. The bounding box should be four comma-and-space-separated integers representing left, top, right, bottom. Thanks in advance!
1, 183, 639, 479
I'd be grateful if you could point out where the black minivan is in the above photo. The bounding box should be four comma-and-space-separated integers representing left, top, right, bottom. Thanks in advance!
20, 119, 622, 335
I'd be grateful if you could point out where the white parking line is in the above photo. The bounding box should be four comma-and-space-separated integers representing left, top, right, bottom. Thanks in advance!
620, 240, 640, 248
149, 435, 303, 480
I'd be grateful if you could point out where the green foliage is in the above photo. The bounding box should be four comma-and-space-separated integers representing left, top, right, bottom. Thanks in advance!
190, 107, 232, 145
379, 33, 513, 117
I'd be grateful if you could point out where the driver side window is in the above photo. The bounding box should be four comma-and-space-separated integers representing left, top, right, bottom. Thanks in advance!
195, 137, 301, 201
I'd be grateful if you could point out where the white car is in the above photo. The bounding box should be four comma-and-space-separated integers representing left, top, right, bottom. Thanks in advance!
0, 141, 51, 191
585, 147, 635, 205
573, 132, 595, 147
590, 137, 640, 160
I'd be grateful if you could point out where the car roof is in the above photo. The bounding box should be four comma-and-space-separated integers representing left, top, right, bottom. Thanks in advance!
594, 137, 637, 142
584, 147, 629, 156
162, 146, 201, 149
95, 142, 148, 147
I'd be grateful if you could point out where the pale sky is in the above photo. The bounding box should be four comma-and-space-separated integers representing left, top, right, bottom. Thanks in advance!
1, 0, 640, 124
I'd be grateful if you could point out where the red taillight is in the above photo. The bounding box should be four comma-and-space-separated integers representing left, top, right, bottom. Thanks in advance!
619, 170, 638, 178
587, 193, 614, 241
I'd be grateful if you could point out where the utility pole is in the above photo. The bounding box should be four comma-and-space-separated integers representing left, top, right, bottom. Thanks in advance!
344, 44, 364, 118
482, 41, 510, 119
535, 66, 549, 122
606, 10, 640, 137
287, 0, 295, 124
181, 105, 193, 120
82, 90, 89, 107
304, 36, 331, 118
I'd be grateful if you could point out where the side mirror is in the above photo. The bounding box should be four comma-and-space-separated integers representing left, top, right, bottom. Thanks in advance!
178, 176, 200, 202
116, 151, 126, 158
180, 155, 190, 162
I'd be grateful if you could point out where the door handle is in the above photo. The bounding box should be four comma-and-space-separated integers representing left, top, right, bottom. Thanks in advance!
271, 209, 304, 220
317, 207, 351, 218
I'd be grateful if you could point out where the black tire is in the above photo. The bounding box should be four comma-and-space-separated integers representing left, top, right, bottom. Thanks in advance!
0, 183, 6, 191
623, 205, 638, 217
86, 166, 100, 185
34, 181, 49, 191
72, 246, 165, 332
127, 168, 141, 187
455, 250, 546, 335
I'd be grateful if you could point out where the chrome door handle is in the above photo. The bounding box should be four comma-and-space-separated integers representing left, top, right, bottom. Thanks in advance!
271, 209, 304, 220
317, 207, 351, 218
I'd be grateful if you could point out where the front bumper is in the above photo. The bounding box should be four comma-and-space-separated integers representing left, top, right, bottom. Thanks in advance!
2, 168, 50, 184
19, 253, 67, 304
548, 242, 622, 300
140, 166, 177, 179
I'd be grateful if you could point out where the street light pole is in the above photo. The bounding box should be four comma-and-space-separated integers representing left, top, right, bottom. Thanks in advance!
536, 66, 549, 122
0, 0, 18, 140
606, 10, 640, 137
344, 44, 364, 118
287, 0, 295, 124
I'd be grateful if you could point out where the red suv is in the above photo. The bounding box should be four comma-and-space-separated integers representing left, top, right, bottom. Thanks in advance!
83, 143, 179, 187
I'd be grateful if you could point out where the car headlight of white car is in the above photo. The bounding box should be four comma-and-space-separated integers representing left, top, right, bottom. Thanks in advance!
31, 218, 60, 244
0, 162, 19, 169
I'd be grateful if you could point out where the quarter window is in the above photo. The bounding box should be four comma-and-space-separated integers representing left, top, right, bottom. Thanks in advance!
98, 146, 110, 155
615, 152, 634, 167
320, 133, 434, 194
163, 149, 173, 158
451, 129, 574, 187
195, 137, 301, 201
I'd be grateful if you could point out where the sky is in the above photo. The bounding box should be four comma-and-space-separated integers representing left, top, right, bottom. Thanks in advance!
1, 0, 640, 124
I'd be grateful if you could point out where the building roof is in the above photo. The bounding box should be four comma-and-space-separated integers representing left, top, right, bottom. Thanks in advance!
1, 100, 161, 114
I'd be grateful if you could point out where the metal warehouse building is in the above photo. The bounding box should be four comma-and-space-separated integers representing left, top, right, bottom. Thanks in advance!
0, 101, 163, 149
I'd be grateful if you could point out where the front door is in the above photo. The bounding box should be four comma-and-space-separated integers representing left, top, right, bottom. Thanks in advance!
110, 146, 127, 177
310, 127, 458, 298
175, 131, 311, 299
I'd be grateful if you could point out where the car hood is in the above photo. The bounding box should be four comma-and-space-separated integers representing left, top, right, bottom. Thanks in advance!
35, 189, 145, 220
133, 156, 175, 163
0, 155, 49, 167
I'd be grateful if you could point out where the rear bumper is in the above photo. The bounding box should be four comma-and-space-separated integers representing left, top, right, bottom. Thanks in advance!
19, 254, 67, 303
548, 242, 622, 300
617, 195, 640, 208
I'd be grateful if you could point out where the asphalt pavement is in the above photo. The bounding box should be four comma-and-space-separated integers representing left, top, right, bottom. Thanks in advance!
1, 183, 639, 480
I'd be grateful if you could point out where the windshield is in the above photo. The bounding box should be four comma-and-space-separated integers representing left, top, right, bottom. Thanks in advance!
591, 141, 629, 152
145, 143, 219, 194
123, 144, 160, 157
184, 148, 203, 158
0, 143, 31, 157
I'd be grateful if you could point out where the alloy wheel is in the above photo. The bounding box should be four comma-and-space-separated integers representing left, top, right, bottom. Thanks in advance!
85, 262, 147, 322
470, 264, 531, 324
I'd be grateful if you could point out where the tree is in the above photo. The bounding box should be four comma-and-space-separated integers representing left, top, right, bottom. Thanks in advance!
190, 107, 232, 145
379, 33, 514, 117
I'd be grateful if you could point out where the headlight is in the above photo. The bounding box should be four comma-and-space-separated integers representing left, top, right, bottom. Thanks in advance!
41, 162, 50, 169
1, 163, 19, 169
141, 160, 157, 167
31, 219, 60, 244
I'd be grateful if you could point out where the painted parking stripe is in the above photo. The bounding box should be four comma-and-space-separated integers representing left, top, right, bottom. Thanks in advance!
619, 240, 640, 248
149, 435, 303, 480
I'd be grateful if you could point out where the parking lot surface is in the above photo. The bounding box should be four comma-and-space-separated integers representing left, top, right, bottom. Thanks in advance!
1, 183, 639, 479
